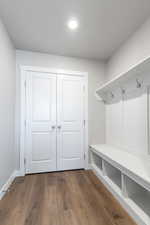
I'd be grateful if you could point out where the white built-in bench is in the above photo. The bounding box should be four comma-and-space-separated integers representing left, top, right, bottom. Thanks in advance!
90, 144, 150, 225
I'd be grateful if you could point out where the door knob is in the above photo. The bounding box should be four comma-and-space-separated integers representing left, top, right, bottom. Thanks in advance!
57, 125, 61, 129
51, 125, 55, 129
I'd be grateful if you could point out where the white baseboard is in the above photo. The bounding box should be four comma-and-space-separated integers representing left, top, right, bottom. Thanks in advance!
15, 170, 23, 177
88, 164, 92, 170
0, 170, 21, 200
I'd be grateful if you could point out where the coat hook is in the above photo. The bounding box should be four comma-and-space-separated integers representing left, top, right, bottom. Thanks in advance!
102, 99, 106, 104
110, 92, 114, 98
120, 88, 126, 95
136, 78, 142, 88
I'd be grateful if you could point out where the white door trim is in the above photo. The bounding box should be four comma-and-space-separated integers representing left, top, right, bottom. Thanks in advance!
20, 66, 88, 176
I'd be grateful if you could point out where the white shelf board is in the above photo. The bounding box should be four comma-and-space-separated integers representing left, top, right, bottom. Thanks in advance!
95, 56, 150, 96
90, 144, 150, 191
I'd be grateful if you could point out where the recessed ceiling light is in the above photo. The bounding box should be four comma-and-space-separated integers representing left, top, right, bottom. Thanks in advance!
67, 19, 79, 30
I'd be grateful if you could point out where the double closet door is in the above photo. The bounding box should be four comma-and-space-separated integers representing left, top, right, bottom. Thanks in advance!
25, 71, 85, 174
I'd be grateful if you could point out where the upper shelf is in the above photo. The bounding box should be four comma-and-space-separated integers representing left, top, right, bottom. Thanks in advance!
95, 57, 150, 102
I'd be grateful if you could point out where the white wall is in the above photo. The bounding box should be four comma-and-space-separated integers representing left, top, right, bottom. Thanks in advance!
107, 16, 150, 81
106, 92, 148, 157
105, 16, 150, 158
0, 19, 16, 190
16, 50, 106, 168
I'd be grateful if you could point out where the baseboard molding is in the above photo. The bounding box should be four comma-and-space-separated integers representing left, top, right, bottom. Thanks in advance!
15, 170, 23, 177
88, 164, 92, 170
0, 170, 21, 200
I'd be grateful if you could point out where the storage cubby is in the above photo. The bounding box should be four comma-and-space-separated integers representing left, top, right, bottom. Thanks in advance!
104, 161, 122, 189
125, 176, 150, 218
91, 151, 102, 171
90, 145, 150, 225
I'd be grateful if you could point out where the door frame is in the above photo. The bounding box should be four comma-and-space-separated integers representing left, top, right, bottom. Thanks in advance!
20, 66, 88, 176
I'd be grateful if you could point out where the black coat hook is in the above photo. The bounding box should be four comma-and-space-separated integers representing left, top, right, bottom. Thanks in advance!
136, 78, 142, 88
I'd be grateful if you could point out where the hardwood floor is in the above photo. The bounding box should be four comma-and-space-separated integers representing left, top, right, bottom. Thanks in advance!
0, 170, 137, 225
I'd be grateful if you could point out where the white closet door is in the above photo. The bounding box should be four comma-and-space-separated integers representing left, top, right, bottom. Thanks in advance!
26, 72, 57, 174
57, 75, 85, 171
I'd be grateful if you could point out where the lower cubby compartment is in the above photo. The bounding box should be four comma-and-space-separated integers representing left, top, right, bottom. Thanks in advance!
91, 151, 102, 171
125, 176, 150, 219
104, 161, 122, 190
90, 147, 150, 225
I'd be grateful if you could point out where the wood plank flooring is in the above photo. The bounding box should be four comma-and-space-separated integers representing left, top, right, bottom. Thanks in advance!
0, 170, 137, 225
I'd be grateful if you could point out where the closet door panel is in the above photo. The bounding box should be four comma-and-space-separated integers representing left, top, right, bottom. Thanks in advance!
57, 75, 85, 171
26, 72, 57, 174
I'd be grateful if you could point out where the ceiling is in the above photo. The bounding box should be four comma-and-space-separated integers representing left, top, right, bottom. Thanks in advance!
0, 0, 150, 60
